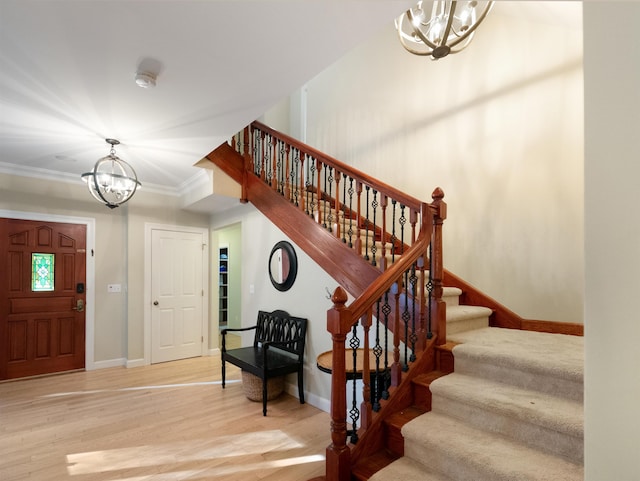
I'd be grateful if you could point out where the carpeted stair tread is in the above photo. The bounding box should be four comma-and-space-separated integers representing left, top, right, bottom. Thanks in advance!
401, 412, 583, 481
430, 372, 583, 463
449, 328, 583, 401
369, 456, 455, 481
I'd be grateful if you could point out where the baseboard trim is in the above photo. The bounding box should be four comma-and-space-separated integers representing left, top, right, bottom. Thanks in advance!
126, 358, 147, 369
208, 348, 220, 356
284, 382, 330, 413
92, 358, 126, 370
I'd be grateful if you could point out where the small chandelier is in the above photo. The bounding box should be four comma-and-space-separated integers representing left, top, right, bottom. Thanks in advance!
81, 139, 141, 209
396, 1, 494, 60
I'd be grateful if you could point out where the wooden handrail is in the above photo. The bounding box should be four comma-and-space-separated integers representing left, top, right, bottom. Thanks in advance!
222, 123, 447, 481
252, 121, 423, 212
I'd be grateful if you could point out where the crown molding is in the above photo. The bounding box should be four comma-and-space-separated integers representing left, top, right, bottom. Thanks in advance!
0, 161, 179, 196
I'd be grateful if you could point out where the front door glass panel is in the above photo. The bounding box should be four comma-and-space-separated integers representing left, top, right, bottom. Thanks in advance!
32, 253, 55, 291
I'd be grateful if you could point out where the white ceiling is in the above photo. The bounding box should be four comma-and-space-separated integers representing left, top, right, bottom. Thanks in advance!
0, 1, 581, 199
0, 0, 413, 193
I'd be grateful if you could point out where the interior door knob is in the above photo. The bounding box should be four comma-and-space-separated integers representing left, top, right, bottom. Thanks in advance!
153, 300, 159, 306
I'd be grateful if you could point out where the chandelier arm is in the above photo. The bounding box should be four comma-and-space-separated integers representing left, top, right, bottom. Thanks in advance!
405, 9, 439, 51
439, 0, 458, 48
87, 172, 117, 208
447, 2, 494, 49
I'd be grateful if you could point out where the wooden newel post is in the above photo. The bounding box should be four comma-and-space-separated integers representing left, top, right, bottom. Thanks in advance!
430, 187, 447, 345
326, 286, 352, 481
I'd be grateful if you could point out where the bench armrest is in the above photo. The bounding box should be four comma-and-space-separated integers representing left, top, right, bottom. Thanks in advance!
221, 325, 257, 335
221, 325, 257, 352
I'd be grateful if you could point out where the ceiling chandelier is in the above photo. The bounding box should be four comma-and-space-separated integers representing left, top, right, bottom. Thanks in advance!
81, 139, 141, 209
396, 1, 494, 60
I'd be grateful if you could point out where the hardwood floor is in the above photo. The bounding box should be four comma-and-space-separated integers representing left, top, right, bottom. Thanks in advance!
0, 352, 330, 481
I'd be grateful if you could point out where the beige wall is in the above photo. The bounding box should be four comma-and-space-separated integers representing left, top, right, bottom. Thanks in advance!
125, 193, 210, 362
0, 172, 210, 364
295, 6, 584, 324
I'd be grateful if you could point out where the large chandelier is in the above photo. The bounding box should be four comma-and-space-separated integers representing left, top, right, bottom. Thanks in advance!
396, 1, 494, 60
81, 139, 141, 209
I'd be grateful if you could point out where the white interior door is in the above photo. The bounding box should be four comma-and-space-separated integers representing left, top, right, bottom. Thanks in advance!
151, 229, 204, 363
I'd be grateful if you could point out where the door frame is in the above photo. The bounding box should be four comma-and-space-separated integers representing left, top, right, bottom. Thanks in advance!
0, 209, 96, 370
144, 223, 209, 365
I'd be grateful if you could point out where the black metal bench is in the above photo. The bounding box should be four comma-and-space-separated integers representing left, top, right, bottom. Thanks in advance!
221, 309, 307, 416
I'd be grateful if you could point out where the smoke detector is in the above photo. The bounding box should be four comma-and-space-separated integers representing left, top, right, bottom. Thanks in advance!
135, 71, 157, 88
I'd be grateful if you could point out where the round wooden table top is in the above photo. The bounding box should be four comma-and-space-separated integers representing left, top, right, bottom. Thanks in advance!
316, 348, 379, 375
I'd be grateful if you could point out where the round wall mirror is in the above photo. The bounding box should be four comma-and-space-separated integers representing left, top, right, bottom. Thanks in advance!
268, 241, 298, 292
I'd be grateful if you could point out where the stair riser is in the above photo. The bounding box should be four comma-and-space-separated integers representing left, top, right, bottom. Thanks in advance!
447, 316, 489, 334
411, 382, 432, 412
431, 395, 584, 464
453, 356, 583, 403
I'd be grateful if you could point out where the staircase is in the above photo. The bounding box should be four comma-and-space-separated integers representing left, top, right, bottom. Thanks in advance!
206, 121, 584, 481
368, 324, 584, 481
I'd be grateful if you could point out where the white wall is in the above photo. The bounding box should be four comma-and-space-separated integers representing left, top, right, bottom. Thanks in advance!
291, 5, 584, 324
583, 3, 640, 480
212, 204, 339, 409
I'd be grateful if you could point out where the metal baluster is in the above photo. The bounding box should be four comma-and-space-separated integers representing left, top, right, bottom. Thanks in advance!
307, 158, 316, 217
409, 262, 418, 362
347, 177, 355, 248
341, 173, 348, 243
427, 242, 434, 340
399, 204, 406, 256
326, 166, 334, 232
276, 139, 284, 194
291, 148, 300, 206
402, 268, 410, 372
349, 321, 361, 444
264, 134, 273, 186
381, 289, 391, 400
322, 165, 329, 229
372, 298, 383, 412
364, 186, 371, 261
390, 200, 397, 264
252, 129, 261, 177
370, 190, 378, 266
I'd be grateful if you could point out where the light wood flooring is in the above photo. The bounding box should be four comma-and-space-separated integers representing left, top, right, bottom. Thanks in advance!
0, 350, 330, 481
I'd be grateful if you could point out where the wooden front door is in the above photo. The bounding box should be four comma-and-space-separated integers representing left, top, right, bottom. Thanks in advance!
0, 218, 86, 380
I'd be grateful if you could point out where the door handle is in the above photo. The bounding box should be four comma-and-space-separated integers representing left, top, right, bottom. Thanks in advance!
73, 299, 85, 312
153, 300, 159, 306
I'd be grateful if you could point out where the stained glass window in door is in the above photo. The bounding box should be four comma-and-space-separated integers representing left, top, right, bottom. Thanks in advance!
32, 253, 55, 291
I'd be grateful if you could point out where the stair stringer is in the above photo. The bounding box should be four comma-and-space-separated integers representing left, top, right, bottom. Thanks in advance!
246, 172, 382, 297
206, 142, 383, 298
